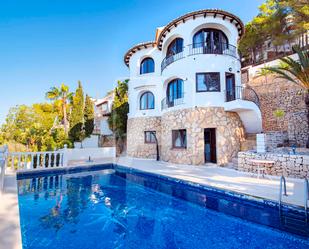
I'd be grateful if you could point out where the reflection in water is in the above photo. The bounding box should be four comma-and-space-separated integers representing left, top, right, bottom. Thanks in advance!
17, 170, 309, 249
39, 175, 93, 231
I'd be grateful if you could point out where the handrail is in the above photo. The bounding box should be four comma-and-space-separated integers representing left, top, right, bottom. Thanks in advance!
161, 42, 240, 72
188, 42, 238, 59
305, 178, 309, 212
279, 176, 288, 206
225, 86, 260, 108
161, 95, 185, 110
161, 49, 185, 72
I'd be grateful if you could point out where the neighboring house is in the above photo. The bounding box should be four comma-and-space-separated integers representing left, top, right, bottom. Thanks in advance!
94, 93, 114, 136
242, 14, 309, 67
124, 9, 262, 166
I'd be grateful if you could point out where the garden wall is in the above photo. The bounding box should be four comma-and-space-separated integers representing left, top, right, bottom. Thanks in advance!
238, 151, 309, 179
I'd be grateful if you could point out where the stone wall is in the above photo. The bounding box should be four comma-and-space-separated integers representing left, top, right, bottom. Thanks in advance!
127, 117, 161, 159
288, 111, 308, 147
246, 75, 306, 132
238, 151, 309, 178
160, 107, 245, 165
265, 131, 289, 151
99, 135, 115, 147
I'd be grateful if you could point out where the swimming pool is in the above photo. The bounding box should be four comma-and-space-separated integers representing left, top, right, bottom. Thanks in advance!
17, 164, 309, 249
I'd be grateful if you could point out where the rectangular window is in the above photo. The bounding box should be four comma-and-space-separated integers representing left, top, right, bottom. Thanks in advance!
196, 72, 220, 92
172, 129, 187, 148
144, 131, 156, 144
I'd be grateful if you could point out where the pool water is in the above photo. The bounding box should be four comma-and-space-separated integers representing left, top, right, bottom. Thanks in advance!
17, 168, 309, 249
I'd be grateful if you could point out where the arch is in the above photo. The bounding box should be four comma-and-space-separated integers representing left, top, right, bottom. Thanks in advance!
193, 28, 229, 51
166, 38, 184, 57
140, 57, 155, 74
166, 79, 184, 106
140, 91, 155, 110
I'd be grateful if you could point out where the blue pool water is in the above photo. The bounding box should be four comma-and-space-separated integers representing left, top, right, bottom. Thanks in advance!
17, 166, 309, 249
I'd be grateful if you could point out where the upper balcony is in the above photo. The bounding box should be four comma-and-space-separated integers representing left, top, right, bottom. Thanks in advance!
161, 42, 239, 72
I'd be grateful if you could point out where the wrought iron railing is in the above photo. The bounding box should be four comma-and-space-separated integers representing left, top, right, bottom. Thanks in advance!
161, 50, 185, 72
161, 96, 184, 110
225, 86, 260, 108
188, 42, 238, 58
161, 42, 240, 72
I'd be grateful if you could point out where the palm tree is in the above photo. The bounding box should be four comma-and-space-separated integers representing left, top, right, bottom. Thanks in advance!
46, 84, 73, 136
266, 47, 309, 148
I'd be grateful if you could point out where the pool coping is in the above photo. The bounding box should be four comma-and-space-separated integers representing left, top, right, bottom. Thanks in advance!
1, 160, 308, 249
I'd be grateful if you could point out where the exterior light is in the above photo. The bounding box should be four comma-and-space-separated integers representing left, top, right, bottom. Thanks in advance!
229, 67, 232, 72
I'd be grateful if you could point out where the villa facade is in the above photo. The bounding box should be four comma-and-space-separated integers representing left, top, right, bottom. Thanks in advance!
124, 9, 262, 166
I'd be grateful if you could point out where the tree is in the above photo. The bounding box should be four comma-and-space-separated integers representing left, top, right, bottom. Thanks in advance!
46, 83, 72, 137
266, 47, 309, 147
279, 0, 309, 31
108, 80, 129, 152
69, 81, 84, 143
257, 66, 273, 84
273, 109, 286, 139
84, 94, 94, 138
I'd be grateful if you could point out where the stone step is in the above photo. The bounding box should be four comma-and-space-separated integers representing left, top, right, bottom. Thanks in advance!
246, 133, 257, 140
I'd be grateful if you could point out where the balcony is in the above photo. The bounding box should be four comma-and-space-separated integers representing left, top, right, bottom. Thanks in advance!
161, 42, 239, 72
161, 97, 184, 110
225, 86, 260, 108
188, 42, 238, 58
224, 86, 262, 133
161, 50, 185, 72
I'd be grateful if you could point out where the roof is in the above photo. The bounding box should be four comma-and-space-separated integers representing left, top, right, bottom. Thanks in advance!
124, 41, 156, 67
124, 9, 244, 67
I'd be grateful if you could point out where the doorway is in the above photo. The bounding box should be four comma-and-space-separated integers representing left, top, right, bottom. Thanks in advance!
225, 73, 235, 102
204, 128, 217, 163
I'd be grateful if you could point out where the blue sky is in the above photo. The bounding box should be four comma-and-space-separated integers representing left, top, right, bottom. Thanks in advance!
0, 0, 264, 124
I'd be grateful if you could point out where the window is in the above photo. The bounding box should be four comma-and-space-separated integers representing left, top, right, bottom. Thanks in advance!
166, 38, 184, 57
172, 130, 187, 149
145, 131, 156, 144
196, 73, 220, 92
140, 58, 155, 74
140, 91, 155, 110
193, 29, 228, 52
167, 79, 184, 106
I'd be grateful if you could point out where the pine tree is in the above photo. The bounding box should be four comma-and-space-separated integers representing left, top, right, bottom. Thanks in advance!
69, 81, 84, 142
84, 94, 94, 137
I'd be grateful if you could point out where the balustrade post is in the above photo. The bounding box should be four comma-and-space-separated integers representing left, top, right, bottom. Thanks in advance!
63, 144, 68, 167
30, 154, 34, 169
18, 154, 21, 170
53, 151, 57, 167
48, 153, 51, 168
36, 153, 40, 168
43, 153, 46, 168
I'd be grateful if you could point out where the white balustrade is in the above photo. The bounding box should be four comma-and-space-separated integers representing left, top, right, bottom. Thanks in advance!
0, 145, 8, 194
7, 150, 65, 172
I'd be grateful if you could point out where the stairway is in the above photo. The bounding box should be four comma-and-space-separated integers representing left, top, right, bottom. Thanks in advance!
226, 133, 257, 170
241, 133, 257, 151
226, 157, 239, 170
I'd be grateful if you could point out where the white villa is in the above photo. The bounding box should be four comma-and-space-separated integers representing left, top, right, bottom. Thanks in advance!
94, 93, 114, 137
124, 9, 262, 166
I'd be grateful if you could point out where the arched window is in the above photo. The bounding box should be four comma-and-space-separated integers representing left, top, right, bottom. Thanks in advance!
166, 79, 184, 107
140, 58, 155, 74
166, 38, 184, 57
193, 29, 228, 52
140, 91, 155, 110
